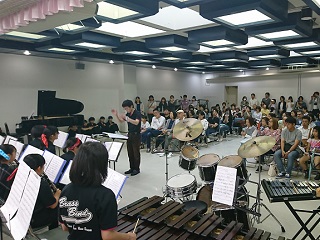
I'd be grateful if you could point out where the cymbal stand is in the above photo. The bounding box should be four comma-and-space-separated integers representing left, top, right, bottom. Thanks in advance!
249, 156, 285, 232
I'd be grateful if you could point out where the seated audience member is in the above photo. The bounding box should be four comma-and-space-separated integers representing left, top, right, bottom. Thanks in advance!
249, 93, 260, 108
295, 96, 307, 110
222, 107, 233, 135
206, 109, 220, 138
167, 95, 176, 113
142, 109, 165, 153
309, 91, 320, 117
29, 125, 46, 149
278, 96, 286, 117
67, 124, 78, 139
299, 126, 320, 180
147, 95, 157, 123
269, 99, 277, 114
230, 104, 237, 116
134, 96, 144, 115
259, 117, 269, 132
106, 116, 119, 133
286, 96, 294, 113
181, 95, 190, 112
140, 115, 150, 149
41, 126, 59, 154
302, 106, 309, 116
59, 142, 136, 240
267, 112, 277, 119
191, 96, 198, 109
261, 103, 270, 117
298, 116, 312, 149
243, 106, 252, 119
241, 117, 257, 138
296, 110, 303, 126
262, 92, 271, 108
257, 118, 281, 172
24, 154, 61, 230
195, 111, 208, 145
241, 96, 249, 109
0, 144, 17, 201
187, 110, 196, 118
158, 97, 168, 113
97, 116, 108, 133
162, 108, 170, 120
175, 110, 185, 124
252, 106, 262, 122
274, 116, 302, 178
291, 110, 297, 118
309, 113, 317, 128
156, 111, 178, 154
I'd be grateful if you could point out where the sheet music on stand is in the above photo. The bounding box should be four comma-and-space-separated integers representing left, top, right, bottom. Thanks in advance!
0, 135, 5, 145
42, 150, 66, 183
85, 137, 99, 143
18, 145, 43, 162
4, 136, 17, 144
59, 160, 73, 185
53, 131, 69, 148
75, 133, 90, 142
103, 132, 128, 140
102, 168, 127, 199
8, 139, 24, 160
105, 142, 124, 162
212, 166, 237, 206
0, 161, 41, 240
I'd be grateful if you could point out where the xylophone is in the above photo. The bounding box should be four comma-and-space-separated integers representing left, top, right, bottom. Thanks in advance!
118, 195, 286, 240
261, 179, 320, 203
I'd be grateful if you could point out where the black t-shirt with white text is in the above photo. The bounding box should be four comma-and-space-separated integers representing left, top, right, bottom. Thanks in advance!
59, 183, 117, 240
126, 109, 141, 133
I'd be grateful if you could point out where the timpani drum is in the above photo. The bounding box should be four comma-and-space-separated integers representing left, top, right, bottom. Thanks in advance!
197, 154, 220, 183
179, 145, 199, 171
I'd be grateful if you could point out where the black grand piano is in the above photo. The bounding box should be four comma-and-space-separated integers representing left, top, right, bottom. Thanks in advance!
16, 90, 84, 135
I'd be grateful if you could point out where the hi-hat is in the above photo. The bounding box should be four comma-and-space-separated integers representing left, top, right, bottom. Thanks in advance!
173, 118, 203, 141
238, 136, 276, 158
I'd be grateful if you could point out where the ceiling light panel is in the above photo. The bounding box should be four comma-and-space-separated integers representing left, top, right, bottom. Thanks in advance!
200, 0, 288, 28
235, 37, 273, 49
282, 42, 318, 49
5, 31, 47, 40
97, 2, 138, 20
96, 21, 164, 38
141, 6, 212, 30
56, 24, 85, 32
258, 30, 300, 40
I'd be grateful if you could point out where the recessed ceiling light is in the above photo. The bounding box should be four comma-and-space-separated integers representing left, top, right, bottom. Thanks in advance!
160, 46, 186, 52
188, 61, 207, 65
286, 62, 309, 66
174, 68, 178, 71
282, 42, 318, 49
97, 2, 138, 20
249, 57, 259, 61
125, 51, 152, 56
55, 24, 84, 32
202, 72, 205, 74
239, 69, 244, 72
266, 67, 270, 70
300, 50, 320, 55
290, 51, 302, 57
48, 48, 76, 53
162, 57, 181, 61
257, 55, 283, 59
133, 59, 154, 63
216, 10, 271, 26
75, 42, 107, 49
109, 60, 114, 64
96, 21, 164, 38
235, 37, 273, 49
198, 46, 231, 53
202, 39, 234, 47
23, 50, 31, 55
258, 30, 299, 40
6, 31, 47, 40
152, 65, 156, 69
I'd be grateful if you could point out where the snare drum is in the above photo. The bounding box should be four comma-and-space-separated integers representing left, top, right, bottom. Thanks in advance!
179, 145, 199, 171
166, 173, 197, 199
218, 155, 248, 185
197, 154, 220, 182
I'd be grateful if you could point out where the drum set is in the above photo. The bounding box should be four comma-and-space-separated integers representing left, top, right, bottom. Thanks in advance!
163, 118, 285, 232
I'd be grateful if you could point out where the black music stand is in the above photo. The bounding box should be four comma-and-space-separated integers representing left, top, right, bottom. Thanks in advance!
249, 156, 285, 232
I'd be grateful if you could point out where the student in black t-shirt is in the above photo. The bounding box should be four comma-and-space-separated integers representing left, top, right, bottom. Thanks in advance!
106, 116, 119, 133
61, 137, 82, 162
59, 142, 136, 240
87, 117, 100, 134
0, 144, 17, 201
67, 124, 79, 139
97, 116, 108, 133
41, 126, 59, 154
23, 154, 61, 229
206, 109, 220, 136
112, 100, 141, 176
29, 125, 46, 150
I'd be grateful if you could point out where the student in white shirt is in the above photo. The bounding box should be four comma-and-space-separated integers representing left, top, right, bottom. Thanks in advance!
249, 93, 260, 108
140, 115, 150, 149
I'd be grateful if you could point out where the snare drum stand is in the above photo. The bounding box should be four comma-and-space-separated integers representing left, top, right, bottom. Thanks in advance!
250, 156, 285, 232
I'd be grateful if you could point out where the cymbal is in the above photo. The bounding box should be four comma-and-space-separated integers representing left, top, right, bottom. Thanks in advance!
173, 118, 203, 141
238, 136, 276, 158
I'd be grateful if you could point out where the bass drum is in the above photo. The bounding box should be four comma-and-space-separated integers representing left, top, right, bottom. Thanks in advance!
196, 184, 250, 231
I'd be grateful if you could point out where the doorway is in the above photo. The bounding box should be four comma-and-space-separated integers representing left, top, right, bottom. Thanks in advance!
225, 86, 238, 106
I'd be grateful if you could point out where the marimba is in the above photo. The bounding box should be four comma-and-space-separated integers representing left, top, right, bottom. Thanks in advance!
118, 196, 286, 240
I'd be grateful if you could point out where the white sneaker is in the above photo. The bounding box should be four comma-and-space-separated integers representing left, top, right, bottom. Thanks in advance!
158, 153, 165, 157
207, 138, 211, 143
167, 152, 173, 158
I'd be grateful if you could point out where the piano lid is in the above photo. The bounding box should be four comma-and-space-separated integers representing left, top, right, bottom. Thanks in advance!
37, 90, 84, 116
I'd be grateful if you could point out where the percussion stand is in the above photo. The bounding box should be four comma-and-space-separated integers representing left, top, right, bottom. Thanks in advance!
250, 155, 285, 232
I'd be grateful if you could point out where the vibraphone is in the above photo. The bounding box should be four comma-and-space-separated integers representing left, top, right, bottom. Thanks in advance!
118, 196, 286, 240
261, 179, 319, 202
